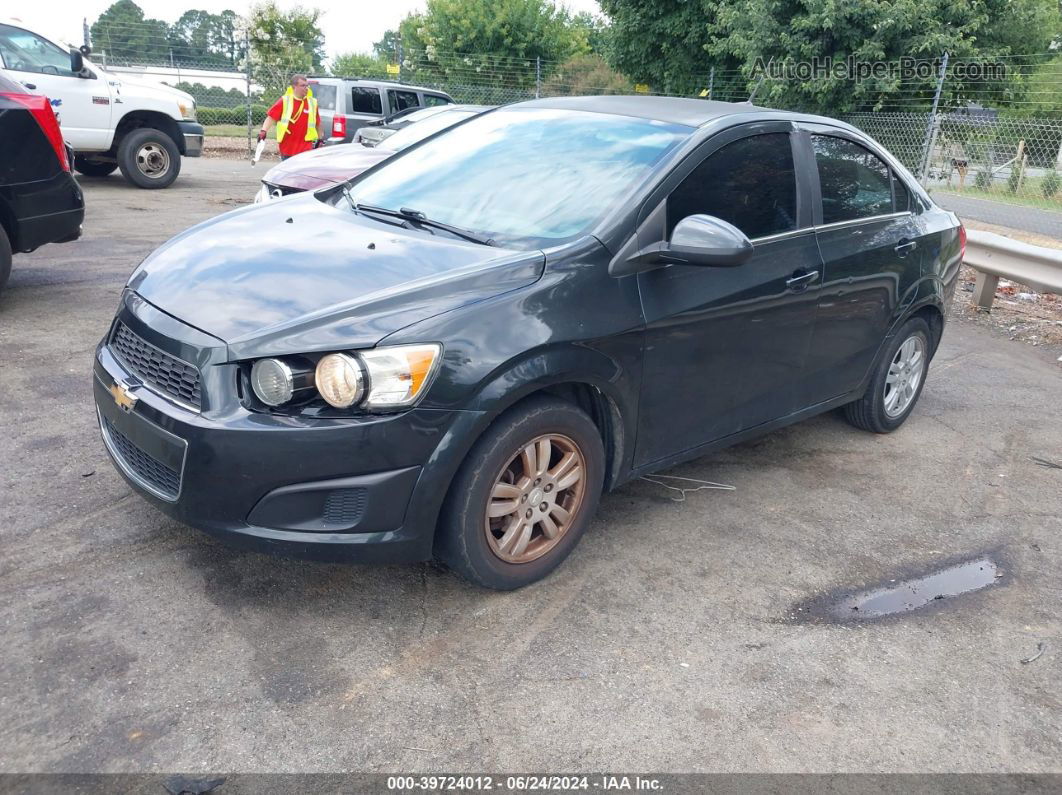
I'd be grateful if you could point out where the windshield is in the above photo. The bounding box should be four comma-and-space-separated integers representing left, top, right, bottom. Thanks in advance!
345, 107, 692, 247
379, 109, 479, 152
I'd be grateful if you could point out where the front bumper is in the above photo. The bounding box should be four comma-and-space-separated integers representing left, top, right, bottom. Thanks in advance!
92, 294, 479, 563
178, 121, 204, 157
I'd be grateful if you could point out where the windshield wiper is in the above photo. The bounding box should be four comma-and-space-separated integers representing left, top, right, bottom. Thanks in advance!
340, 184, 357, 212
354, 203, 495, 247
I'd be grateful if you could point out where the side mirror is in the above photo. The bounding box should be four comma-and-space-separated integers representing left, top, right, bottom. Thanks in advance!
69, 47, 84, 74
617, 214, 753, 276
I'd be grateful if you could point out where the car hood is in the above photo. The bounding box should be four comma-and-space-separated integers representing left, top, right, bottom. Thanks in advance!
127, 194, 543, 360
262, 144, 393, 191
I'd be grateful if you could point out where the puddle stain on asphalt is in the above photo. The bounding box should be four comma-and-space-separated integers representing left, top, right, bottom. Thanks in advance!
789, 556, 1004, 623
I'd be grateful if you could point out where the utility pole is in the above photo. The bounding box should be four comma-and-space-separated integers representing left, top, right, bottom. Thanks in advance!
535, 56, 541, 98
82, 18, 90, 50
707, 67, 714, 100
245, 27, 252, 156
919, 51, 949, 186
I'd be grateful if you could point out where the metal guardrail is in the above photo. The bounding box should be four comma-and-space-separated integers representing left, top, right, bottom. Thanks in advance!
964, 229, 1062, 309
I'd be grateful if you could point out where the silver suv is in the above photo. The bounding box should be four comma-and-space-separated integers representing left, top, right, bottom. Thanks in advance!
306, 76, 454, 144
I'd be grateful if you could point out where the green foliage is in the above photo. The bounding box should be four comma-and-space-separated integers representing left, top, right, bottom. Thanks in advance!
331, 52, 390, 79
1041, 169, 1060, 197
247, 1, 325, 76
373, 30, 402, 62
542, 54, 631, 96
974, 168, 993, 190
399, 0, 591, 90
197, 104, 269, 126
171, 81, 246, 105
168, 9, 243, 67
599, 0, 1061, 113
1008, 164, 1023, 193
90, 0, 170, 63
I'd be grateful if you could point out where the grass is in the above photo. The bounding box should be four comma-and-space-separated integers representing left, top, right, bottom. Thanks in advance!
935, 175, 1062, 213
203, 124, 253, 138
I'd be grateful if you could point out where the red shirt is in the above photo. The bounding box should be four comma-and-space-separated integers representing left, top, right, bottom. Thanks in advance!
267, 95, 320, 157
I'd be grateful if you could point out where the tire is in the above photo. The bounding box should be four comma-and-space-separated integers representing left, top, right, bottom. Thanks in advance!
843, 317, 932, 433
117, 128, 181, 189
0, 224, 11, 296
435, 396, 605, 590
73, 156, 118, 177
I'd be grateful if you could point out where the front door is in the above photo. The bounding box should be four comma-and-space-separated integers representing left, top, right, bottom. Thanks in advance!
634, 125, 823, 467
0, 24, 113, 150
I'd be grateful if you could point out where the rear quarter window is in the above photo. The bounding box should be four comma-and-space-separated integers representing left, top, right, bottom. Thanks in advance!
310, 82, 336, 111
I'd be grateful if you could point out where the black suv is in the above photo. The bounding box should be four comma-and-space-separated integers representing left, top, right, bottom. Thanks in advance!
94, 97, 962, 589
0, 71, 84, 295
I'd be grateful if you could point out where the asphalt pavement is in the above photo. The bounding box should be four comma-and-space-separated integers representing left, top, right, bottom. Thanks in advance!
1, 158, 1061, 773
934, 192, 1062, 239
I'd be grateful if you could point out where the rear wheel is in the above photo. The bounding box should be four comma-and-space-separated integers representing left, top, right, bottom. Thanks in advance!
117, 128, 181, 189
436, 396, 604, 590
843, 317, 932, 433
0, 225, 11, 296
74, 156, 118, 177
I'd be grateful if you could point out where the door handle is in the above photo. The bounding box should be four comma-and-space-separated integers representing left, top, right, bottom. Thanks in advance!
785, 270, 819, 291
21, 82, 36, 90
895, 239, 918, 256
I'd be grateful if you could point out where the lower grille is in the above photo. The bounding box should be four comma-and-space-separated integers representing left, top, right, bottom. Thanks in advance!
101, 415, 182, 500
322, 488, 368, 526
110, 322, 202, 409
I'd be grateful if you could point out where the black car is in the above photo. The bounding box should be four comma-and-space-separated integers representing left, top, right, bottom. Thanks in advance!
92, 96, 962, 589
0, 71, 84, 294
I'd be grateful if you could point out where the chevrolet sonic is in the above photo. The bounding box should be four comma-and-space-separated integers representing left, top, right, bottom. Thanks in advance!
93, 96, 963, 589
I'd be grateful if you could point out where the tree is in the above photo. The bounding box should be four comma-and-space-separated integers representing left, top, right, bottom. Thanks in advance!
598, 0, 1062, 112
331, 52, 389, 79
542, 54, 631, 96
247, 1, 325, 81
90, 0, 170, 64
398, 0, 591, 90
373, 29, 402, 63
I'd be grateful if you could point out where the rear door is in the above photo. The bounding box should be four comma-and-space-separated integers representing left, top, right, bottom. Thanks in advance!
344, 84, 385, 141
0, 23, 112, 150
798, 127, 927, 404
386, 88, 420, 117
633, 122, 823, 466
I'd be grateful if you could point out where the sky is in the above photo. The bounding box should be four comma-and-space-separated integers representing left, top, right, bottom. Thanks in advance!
11, 0, 604, 61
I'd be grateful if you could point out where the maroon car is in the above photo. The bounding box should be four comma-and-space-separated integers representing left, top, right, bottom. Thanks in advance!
254, 104, 490, 203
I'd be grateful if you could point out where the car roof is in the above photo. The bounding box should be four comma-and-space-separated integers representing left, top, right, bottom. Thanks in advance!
308, 76, 452, 94
511, 95, 845, 129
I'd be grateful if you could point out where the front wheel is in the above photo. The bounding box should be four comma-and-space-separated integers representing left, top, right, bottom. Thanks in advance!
435, 396, 605, 590
843, 317, 932, 433
117, 128, 181, 189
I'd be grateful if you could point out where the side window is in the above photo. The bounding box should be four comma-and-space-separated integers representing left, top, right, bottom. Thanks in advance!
892, 172, 912, 212
388, 89, 419, 114
0, 25, 76, 77
667, 132, 797, 240
812, 135, 894, 224
422, 94, 451, 107
350, 87, 382, 115
310, 83, 336, 111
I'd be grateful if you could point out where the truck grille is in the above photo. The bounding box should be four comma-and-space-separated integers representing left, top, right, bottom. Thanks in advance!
111, 323, 201, 409
101, 415, 182, 500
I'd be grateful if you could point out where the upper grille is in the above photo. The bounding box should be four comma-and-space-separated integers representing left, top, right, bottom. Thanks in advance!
101, 415, 181, 500
264, 182, 302, 197
111, 323, 201, 409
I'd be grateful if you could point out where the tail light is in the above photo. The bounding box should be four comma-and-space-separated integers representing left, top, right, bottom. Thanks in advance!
2, 91, 69, 172
958, 224, 966, 261
332, 115, 347, 138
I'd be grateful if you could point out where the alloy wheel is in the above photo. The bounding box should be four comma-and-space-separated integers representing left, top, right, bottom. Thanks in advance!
484, 433, 586, 564
883, 335, 925, 418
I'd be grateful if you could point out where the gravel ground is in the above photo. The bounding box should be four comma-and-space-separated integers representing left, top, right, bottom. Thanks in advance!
1, 158, 1060, 775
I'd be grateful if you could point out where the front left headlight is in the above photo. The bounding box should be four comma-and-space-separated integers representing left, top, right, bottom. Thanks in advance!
178, 100, 197, 121
248, 344, 442, 411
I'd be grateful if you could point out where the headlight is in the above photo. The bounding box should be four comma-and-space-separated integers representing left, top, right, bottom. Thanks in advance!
178, 100, 196, 121
250, 358, 294, 405
359, 344, 442, 408
315, 353, 365, 408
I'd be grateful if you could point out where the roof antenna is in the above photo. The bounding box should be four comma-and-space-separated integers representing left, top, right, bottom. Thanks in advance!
745, 74, 764, 104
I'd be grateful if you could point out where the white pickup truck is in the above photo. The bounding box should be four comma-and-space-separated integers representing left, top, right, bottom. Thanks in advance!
0, 18, 204, 188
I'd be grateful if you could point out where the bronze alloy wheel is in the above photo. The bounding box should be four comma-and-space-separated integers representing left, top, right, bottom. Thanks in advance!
484, 433, 587, 564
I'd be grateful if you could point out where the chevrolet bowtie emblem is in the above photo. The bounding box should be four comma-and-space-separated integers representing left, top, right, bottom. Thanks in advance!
109, 379, 139, 412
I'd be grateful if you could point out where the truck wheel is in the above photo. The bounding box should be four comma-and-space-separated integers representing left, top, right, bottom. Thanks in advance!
117, 128, 181, 189
73, 156, 118, 177
0, 225, 12, 296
